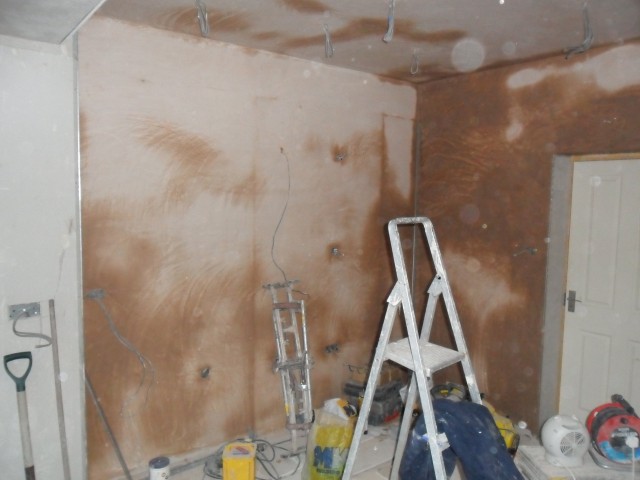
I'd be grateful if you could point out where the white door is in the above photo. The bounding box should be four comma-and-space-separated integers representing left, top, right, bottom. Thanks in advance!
559, 159, 640, 421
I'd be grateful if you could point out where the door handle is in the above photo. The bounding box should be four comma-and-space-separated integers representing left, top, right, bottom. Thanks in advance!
567, 290, 581, 312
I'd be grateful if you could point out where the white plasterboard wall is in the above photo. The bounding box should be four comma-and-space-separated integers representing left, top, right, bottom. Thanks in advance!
0, 35, 85, 479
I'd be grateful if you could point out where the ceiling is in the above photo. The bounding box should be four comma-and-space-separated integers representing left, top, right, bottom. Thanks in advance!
0, 0, 106, 44
2, 0, 640, 83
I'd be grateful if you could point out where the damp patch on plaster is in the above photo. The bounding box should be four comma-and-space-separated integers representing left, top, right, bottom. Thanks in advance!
505, 118, 524, 142
444, 249, 524, 328
507, 44, 640, 93
443, 249, 525, 392
507, 65, 559, 89
582, 44, 640, 92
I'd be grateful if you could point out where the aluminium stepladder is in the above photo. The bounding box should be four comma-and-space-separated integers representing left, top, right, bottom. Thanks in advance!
263, 280, 314, 453
342, 217, 482, 480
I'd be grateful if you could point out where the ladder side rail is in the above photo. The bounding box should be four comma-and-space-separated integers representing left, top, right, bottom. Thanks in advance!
387, 221, 428, 380
299, 302, 314, 424
417, 369, 448, 480
389, 219, 446, 344
390, 372, 417, 480
268, 285, 283, 362
387, 221, 434, 401
422, 221, 482, 404
271, 286, 303, 368
268, 285, 291, 368
440, 285, 482, 404
420, 275, 444, 341
390, 279, 443, 479
300, 379, 313, 424
275, 312, 298, 429
273, 310, 292, 367
286, 307, 305, 355
399, 291, 448, 480
388, 221, 414, 293
279, 291, 311, 425
389, 220, 448, 480
285, 286, 305, 355
299, 301, 311, 380
435, 289, 480, 403
285, 283, 296, 303
342, 285, 403, 480
279, 368, 298, 431
266, 284, 279, 303
269, 286, 301, 431
299, 300, 310, 358
282, 307, 309, 421
290, 366, 311, 435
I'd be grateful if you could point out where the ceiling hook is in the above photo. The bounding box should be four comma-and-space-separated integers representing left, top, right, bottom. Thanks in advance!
324, 24, 334, 58
563, 3, 593, 59
410, 51, 420, 75
195, 0, 209, 37
383, 0, 396, 43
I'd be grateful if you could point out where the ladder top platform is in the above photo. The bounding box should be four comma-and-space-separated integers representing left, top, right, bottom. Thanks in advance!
385, 338, 465, 375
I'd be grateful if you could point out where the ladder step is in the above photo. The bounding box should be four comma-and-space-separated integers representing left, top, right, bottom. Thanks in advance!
385, 338, 465, 374
275, 358, 306, 370
273, 302, 301, 310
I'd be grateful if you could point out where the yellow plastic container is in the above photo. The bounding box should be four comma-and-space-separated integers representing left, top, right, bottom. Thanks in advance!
484, 401, 519, 453
222, 442, 256, 480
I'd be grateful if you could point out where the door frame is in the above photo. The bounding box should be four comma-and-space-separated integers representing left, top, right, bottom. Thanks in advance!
539, 153, 640, 428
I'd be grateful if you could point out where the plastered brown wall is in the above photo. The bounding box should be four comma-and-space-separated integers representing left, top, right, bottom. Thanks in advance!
415, 42, 640, 429
79, 16, 415, 478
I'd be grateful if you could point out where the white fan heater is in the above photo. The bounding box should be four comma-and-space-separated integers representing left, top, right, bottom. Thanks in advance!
541, 415, 590, 467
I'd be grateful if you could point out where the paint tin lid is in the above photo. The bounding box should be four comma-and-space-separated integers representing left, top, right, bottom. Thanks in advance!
149, 456, 170, 469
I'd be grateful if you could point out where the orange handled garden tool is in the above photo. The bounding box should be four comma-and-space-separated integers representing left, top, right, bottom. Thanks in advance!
4, 351, 36, 480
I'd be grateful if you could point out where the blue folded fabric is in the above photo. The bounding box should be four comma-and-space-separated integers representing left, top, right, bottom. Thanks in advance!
399, 399, 524, 480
